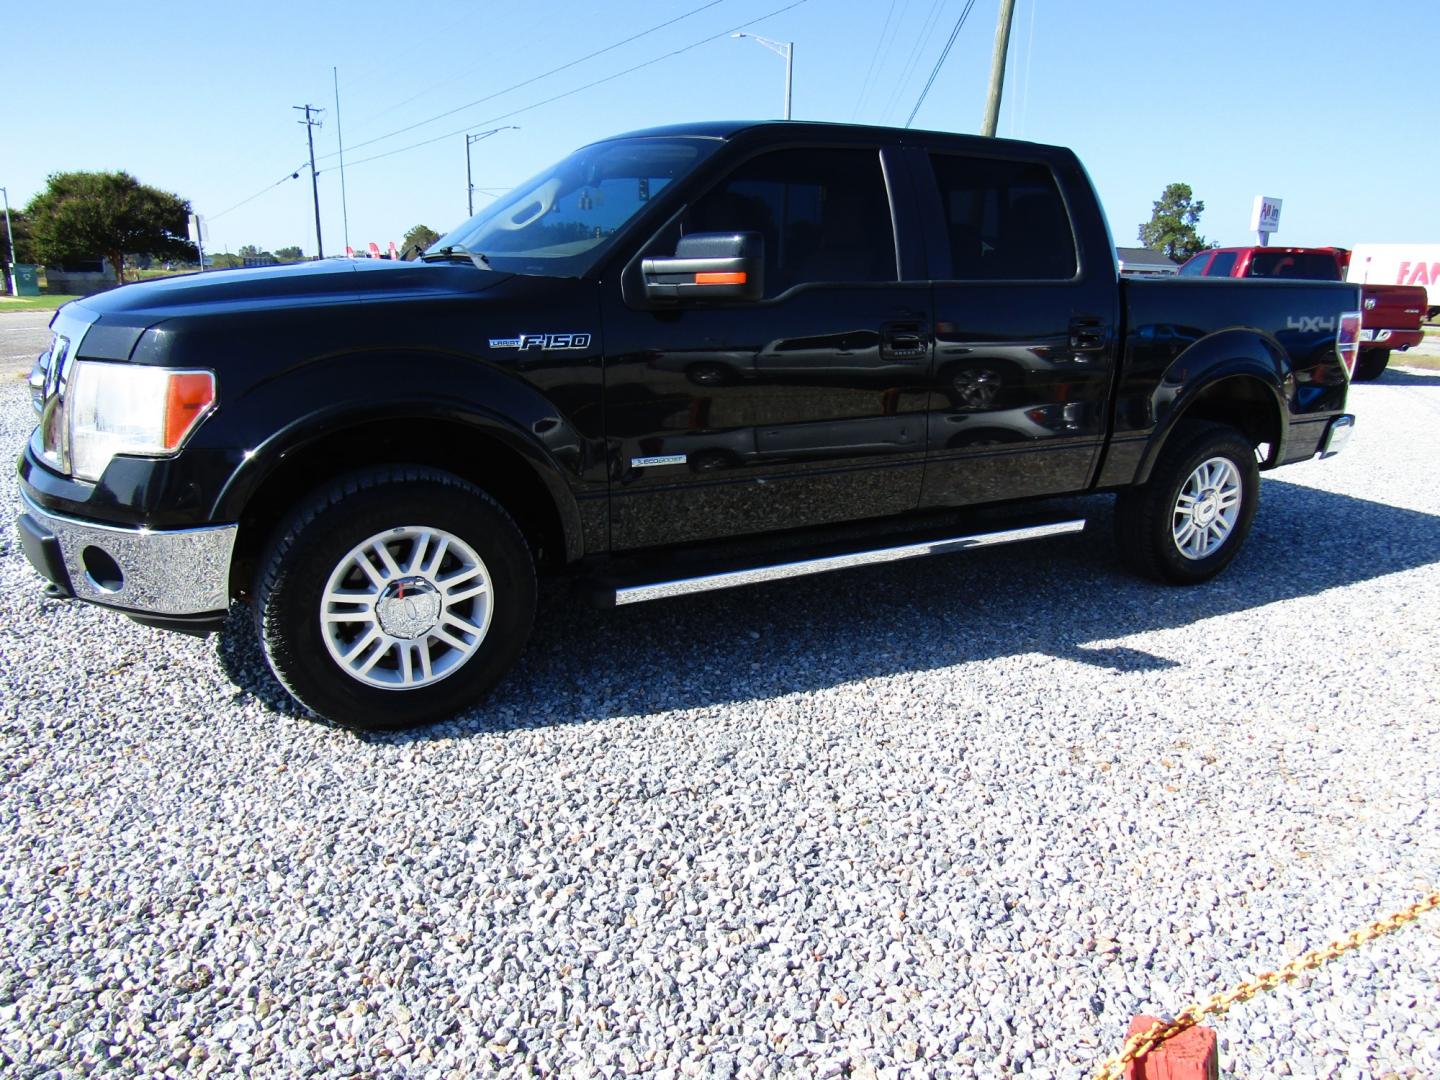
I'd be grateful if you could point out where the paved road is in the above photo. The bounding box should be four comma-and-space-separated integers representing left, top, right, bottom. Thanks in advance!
0, 310, 50, 380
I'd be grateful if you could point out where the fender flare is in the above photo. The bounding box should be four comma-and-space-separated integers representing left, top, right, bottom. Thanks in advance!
210, 359, 590, 563
1132, 328, 1290, 485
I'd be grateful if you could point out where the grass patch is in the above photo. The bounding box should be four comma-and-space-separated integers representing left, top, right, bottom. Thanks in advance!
0, 293, 84, 313
1394, 353, 1440, 371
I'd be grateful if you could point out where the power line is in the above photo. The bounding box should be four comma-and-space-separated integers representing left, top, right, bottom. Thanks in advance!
205, 0, 805, 222
880, 0, 948, 124
905, 0, 979, 128
338, 0, 812, 171
210, 165, 310, 221
850, 0, 901, 120
322, 0, 729, 163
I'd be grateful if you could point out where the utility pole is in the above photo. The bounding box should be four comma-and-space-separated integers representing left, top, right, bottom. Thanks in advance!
0, 187, 14, 296
980, 0, 1018, 137
294, 104, 325, 258
732, 33, 793, 120
465, 126, 519, 216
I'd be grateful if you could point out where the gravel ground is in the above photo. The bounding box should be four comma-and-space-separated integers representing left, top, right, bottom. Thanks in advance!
1, 370, 1438, 1079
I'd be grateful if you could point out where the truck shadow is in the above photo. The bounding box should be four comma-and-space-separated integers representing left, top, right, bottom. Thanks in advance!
215, 478, 1440, 739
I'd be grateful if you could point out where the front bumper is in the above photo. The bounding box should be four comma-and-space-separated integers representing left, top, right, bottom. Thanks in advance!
17, 489, 236, 624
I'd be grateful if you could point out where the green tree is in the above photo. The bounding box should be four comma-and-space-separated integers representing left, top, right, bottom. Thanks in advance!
402, 224, 441, 259
25, 171, 196, 283
237, 243, 264, 258
1138, 182, 1211, 261
273, 245, 304, 262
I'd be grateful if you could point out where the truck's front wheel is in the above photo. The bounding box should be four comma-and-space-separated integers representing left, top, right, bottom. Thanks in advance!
1115, 421, 1259, 585
255, 466, 536, 729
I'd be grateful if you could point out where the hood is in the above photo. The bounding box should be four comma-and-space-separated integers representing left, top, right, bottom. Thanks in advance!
73, 258, 515, 320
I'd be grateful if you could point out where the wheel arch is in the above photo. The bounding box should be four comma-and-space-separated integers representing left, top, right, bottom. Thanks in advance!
220, 406, 585, 597
1133, 330, 1289, 485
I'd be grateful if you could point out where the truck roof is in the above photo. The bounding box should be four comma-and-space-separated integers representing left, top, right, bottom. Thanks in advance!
588, 119, 1054, 154
1205, 245, 1345, 257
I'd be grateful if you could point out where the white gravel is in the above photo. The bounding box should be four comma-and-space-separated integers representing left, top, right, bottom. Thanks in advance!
2, 369, 1438, 1079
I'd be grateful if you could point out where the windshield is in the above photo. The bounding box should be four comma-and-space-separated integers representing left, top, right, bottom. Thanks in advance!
431, 136, 719, 277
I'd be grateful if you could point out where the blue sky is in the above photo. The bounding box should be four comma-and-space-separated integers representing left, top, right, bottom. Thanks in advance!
5, 0, 1434, 257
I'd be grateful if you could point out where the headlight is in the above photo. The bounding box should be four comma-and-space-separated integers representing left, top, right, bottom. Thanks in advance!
61, 362, 217, 482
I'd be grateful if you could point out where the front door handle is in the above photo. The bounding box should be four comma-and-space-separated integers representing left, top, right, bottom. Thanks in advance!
880, 321, 929, 361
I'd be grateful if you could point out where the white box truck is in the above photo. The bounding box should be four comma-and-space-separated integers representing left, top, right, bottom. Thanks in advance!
1346, 244, 1440, 319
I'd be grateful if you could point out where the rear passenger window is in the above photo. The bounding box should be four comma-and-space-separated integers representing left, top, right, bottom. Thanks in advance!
683, 148, 897, 297
928, 154, 1076, 280
1207, 251, 1238, 277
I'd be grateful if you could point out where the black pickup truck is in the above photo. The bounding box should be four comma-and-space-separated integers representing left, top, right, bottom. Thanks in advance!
18, 121, 1360, 729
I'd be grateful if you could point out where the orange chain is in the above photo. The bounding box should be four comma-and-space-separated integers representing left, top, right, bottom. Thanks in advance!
1091, 890, 1440, 1080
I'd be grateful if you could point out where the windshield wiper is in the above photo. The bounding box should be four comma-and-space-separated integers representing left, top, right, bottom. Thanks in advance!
420, 244, 491, 270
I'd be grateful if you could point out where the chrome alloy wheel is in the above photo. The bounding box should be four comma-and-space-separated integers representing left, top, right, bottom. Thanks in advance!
319, 527, 494, 690
1172, 456, 1243, 561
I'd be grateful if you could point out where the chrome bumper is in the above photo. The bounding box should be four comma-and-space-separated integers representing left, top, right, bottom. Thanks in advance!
1319, 414, 1355, 459
18, 490, 237, 616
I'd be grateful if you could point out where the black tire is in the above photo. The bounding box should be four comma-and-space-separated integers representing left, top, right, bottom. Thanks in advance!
1115, 421, 1259, 585
254, 466, 536, 730
1353, 348, 1390, 381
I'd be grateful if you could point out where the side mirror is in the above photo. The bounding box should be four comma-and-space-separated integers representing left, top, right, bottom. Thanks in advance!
641, 231, 764, 303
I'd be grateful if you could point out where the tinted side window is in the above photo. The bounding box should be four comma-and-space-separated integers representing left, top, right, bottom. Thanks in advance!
1248, 251, 1341, 280
1207, 251, 1238, 277
1178, 254, 1210, 276
684, 148, 897, 297
928, 154, 1077, 280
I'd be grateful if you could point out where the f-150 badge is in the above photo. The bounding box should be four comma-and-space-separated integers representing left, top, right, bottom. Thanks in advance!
488, 332, 592, 350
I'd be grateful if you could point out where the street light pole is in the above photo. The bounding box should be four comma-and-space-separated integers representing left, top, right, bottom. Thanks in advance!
0, 187, 14, 296
465, 126, 519, 217
732, 33, 793, 120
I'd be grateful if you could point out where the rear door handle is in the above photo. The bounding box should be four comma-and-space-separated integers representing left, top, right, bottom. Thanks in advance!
1069, 316, 1107, 352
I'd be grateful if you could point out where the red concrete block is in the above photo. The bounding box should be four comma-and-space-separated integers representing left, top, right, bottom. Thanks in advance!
1123, 1015, 1219, 1080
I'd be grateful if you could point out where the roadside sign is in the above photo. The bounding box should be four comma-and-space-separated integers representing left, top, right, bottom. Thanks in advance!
1250, 196, 1282, 244
188, 213, 209, 272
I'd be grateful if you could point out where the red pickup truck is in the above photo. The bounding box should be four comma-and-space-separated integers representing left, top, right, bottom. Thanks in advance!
1178, 246, 1425, 379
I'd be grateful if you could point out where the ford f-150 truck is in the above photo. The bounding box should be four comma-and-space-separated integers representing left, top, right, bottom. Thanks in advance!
17, 121, 1361, 729
1177, 245, 1423, 379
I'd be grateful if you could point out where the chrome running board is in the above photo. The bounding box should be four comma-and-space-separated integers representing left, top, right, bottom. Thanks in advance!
611, 519, 1086, 606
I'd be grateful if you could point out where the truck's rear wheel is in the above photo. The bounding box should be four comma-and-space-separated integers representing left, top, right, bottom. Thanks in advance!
1115, 421, 1259, 585
1353, 348, 1390, 381
255, 466, 535, 730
